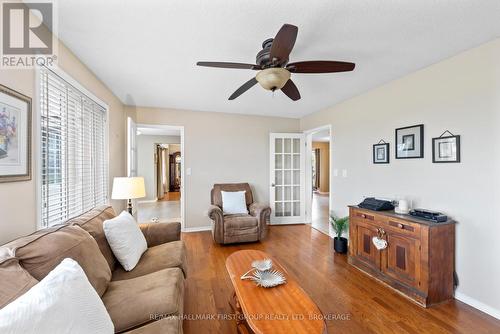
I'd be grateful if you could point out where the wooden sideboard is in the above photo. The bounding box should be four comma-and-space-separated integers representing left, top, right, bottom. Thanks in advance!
348, 206, 455, 307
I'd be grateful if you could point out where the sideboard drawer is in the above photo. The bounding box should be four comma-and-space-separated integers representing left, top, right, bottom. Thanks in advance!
382, 217, 421, 239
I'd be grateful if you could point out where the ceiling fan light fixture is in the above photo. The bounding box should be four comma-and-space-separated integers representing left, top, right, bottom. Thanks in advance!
255, 68, 290, 91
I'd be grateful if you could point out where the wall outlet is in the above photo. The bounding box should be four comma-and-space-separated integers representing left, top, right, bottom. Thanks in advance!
342, 169, 348, 178
333, 169, 339, 177
186, 167, 192, 175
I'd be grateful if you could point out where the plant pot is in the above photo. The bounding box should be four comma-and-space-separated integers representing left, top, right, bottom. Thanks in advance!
333, 237, 348, 254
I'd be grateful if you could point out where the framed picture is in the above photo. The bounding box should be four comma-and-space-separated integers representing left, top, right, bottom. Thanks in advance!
395, 124, 424, 159
433, 135, 460, 163
373, 143, 389, 164
0, 84, 32, 182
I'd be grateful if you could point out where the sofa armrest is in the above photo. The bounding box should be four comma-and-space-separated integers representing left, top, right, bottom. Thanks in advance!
249, 202, 271, 239
208, 205, 224, 243
139, 222, 181, 248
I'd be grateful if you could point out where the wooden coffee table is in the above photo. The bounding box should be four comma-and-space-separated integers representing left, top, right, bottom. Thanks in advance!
225, 250, 327, 334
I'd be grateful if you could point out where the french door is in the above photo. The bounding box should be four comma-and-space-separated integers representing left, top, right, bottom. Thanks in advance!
270, 133, 305, 224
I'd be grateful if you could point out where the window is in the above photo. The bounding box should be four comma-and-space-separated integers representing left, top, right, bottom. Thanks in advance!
39, 67, 108, 227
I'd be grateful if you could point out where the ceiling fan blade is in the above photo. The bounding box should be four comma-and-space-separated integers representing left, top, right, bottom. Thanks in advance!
287, 61, 355, 73
197, 62, 261, 70
269, 24, 298, 64
228, 77, 258, 100
281, 79, 301, 101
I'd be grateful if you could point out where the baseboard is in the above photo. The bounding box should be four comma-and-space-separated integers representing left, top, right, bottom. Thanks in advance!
137, 199, 157, 204
455, 291, 500, 320
317, 191, 329, 195
182, 226, 211, 232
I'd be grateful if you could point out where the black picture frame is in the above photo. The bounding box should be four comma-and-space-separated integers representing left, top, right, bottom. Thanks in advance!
432, 135, 460, 163
373, 143, 390, 164
395, 124, 424, 159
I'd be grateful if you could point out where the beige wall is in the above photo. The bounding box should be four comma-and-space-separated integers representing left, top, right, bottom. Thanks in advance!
130, 106, 300, 229
312, 141, 330, 193
301, 39, 500, 317
0, 41, 127, 244
137, 135, 181, 201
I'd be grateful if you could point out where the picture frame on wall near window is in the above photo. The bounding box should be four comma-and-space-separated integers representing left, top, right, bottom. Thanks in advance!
373, 141, 389, 164
432, 131, 461, 163
0, 84, 32, 183
395, 124, 424, 159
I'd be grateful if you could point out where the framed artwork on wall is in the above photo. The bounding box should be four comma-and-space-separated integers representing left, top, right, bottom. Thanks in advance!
395, 124, 424, 159
0, 84, 32, 183
373, 141, 389, 164
432, 131, 460, 163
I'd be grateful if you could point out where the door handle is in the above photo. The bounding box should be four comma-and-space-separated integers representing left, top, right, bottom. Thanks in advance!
271, 183, 275, 187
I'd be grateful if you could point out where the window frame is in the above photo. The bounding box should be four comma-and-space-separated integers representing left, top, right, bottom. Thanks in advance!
35, 65, 109, 229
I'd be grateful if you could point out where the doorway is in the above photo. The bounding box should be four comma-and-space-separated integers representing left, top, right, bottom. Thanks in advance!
305, 126, 331, 235
131, 124, 185, 227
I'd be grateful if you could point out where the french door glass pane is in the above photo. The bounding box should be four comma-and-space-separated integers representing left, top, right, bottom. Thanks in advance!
275, 186, 283, 201
275, 154, 283, 169
275, 202, 283, 216
293, 186, 300, 200
284, 139, 291, 153
284, 171, 291, 185
293, 202, 300, 216
275, 171, 283, 185
293, 138, 300, 153
284, 202, 292, 216
284, 186, 292, 201
275, 138, 283, 153
284, 155, 291, 169
293, 171, 300, 185
293, 154, 300, 169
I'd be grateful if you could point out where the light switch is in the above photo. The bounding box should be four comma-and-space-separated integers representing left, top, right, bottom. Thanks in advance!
342, 169, 347, 178
333, 169, 339, 177
186, 168, 192, 176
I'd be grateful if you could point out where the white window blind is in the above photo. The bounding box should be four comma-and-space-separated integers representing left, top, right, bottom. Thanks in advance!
40, 67, 108, 228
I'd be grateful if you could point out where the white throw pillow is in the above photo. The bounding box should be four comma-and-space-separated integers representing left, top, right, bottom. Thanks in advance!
221, 190, 248, 215
0, 258, 114, 334
103, 211, 148, 271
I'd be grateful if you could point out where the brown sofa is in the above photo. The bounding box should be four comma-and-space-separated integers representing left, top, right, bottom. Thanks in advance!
0, 206, 186, 334
208, 183, 271, 244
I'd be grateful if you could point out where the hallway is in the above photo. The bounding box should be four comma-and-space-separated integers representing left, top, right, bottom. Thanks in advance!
311, 192, 329, 235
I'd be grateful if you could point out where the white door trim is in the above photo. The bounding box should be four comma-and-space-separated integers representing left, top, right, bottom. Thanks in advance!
303, 125, 332, 236
269, 133, 306, 225
137, 124, 185, 231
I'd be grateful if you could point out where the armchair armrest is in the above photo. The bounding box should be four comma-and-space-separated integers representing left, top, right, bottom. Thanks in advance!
249, 202, 271, 240
139, 222, 181, 248
208, 205, 224, 243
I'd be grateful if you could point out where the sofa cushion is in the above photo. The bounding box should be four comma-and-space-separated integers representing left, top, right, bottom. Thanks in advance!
0, 258, 38, 309
112, 240, 187, 281
14, 225, 112, 296
224, 214, 258, 230
0, 258, 114, 334
102, 268, 184, 333
122, 317, 181, 334
69, 205, 117, 271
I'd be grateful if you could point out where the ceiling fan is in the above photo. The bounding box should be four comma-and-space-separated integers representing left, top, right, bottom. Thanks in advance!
197, 24, 355, 101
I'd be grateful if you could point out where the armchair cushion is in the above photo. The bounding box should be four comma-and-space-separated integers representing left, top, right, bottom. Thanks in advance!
139, 222, 181, 247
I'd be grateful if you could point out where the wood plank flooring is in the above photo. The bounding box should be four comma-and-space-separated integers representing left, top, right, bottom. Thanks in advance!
181, 225, 500, 334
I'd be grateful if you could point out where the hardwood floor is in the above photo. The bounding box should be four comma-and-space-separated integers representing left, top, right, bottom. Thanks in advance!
159, 191, 181, 201
181, 224, 500, 334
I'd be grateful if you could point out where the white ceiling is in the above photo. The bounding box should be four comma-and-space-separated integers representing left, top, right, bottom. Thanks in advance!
56, 0, 500, 118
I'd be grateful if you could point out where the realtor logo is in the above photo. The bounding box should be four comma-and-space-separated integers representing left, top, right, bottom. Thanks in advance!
1, 1, 57, 68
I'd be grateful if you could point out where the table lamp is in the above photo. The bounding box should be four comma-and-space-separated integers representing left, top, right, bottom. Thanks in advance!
111, 177, 146, 214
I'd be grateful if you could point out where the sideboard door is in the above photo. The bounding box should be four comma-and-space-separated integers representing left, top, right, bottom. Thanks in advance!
354, 224, 380, 270
382, 232, 420, 288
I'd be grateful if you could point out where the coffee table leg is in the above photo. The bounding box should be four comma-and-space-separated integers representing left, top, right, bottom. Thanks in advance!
228, 290, 254, 334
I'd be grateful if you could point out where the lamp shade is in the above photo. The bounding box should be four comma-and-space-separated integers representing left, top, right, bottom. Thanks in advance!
111, 177, 146, 199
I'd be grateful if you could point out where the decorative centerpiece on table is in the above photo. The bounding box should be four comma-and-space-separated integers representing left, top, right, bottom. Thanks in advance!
240, 259, 286, 288
330, 215, 349, 253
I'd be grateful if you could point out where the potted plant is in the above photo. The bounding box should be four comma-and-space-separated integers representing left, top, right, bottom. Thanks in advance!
330, 215, 349, 253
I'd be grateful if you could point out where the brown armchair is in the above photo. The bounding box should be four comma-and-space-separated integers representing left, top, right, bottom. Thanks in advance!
208, 183, 271, 244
